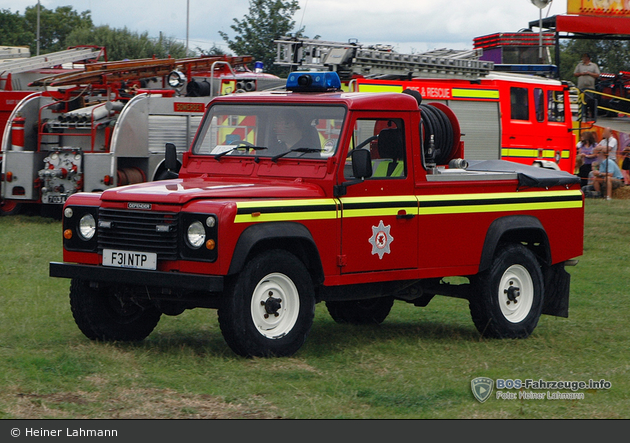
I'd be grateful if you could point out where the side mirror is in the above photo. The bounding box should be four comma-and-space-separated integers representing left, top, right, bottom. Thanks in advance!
160, 143, 179, 180
351, 149, 373, 179
165, 143, 178, 172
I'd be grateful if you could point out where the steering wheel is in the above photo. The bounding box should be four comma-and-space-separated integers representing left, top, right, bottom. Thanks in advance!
229, 140, 255, 147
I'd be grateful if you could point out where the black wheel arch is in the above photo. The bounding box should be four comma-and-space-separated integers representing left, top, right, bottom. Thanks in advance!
227, 222, 325, 284
479, 215, 550, 273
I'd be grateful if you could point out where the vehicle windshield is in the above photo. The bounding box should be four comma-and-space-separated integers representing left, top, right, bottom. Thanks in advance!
193, 104, 346, 160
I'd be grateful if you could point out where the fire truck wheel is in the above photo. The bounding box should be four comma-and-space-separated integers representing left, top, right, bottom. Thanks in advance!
218, 250, 315, 358
69, 279, 162, 342
325, 297, 394, 325
0, 200, 23, 216
470, 244, 544, 339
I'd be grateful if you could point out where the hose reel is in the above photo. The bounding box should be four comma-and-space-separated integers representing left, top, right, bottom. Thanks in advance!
403, 89, 462, 166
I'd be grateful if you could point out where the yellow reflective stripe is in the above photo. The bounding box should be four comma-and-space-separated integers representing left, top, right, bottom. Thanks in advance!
357, 84, 404, 93
419, 201, 582, 215
418, 190, 583, 215
234, 210, 338, 223
502, 148, 571, 159
233, 191, 582, 223
236, 199, 335, 209
340, 195, 418, 218
452, 88, 499, 100
418, 190, 581, 202
234, 199, 338, 223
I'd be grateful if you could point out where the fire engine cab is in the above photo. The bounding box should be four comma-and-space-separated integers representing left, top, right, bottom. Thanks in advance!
50, 72, 584, 357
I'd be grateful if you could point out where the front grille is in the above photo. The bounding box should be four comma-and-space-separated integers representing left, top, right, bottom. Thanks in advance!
98, 209, 180, 260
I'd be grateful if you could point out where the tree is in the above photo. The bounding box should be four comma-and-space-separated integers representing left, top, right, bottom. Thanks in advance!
66, 26, 188, 61
197, 44, 228, 57
219, 0, 303, 75
23, 5, 93, 53
0, 9, 33, 47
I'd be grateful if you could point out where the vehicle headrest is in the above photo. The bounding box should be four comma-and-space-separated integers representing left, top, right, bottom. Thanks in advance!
377, 128, 404, 160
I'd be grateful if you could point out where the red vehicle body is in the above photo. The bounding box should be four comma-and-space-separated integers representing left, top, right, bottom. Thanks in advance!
50, 72, 584, 357
352, 73, 576, 173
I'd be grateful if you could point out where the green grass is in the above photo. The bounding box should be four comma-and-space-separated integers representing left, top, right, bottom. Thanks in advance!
0, 201, 629, 419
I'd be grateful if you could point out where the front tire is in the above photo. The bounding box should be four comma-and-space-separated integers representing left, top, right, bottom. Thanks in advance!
470, 244, 544, 339
326, 297, 394, 325
69, 279, 161, 342
218, 250, 315, 357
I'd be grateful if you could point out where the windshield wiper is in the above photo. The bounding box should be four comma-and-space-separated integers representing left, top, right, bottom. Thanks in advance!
213, 146, 268, 161
271, 147, 321, 163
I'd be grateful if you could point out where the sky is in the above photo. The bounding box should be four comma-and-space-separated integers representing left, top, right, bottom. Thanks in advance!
3, 0, 569, 57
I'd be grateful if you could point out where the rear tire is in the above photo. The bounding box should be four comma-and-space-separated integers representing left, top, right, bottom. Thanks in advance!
69, 279, 161, 342
0, 199, 23, 216
326, 297, 394, 325
218, 250, 315, 357
470, 244, 544, 339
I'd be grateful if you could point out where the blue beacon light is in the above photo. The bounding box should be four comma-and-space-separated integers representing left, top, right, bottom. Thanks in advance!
285, 71, 342, 92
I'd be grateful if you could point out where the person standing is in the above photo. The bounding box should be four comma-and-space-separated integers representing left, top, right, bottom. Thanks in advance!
574, 53, 600, 119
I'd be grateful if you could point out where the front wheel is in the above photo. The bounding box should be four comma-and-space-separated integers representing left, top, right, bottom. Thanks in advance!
218, 250, 315, 357
469, 244, 544, 339
69, 279, 161, 342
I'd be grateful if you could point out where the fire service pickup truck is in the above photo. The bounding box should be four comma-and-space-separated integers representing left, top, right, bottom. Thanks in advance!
50, 72, 584, 357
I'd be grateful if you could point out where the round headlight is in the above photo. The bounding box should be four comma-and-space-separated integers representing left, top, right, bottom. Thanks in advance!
78, 214, 96, 240
187, 220, 206, 249
64, 207, 74, 218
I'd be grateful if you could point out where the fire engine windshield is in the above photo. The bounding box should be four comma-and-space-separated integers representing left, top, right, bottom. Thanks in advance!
193, 104, 346, 160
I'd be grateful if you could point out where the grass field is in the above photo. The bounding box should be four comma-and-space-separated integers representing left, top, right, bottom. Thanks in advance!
0, 200, 628, 419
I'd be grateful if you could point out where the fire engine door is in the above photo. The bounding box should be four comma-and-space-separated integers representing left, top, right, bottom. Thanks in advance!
505, 86, 570, 169
339, 117, 418, 274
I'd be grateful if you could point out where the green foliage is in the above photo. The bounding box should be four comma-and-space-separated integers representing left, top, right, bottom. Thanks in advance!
0, 6, 185, 61
196, 44, 228, 57
22, 5, 93, 53
219, 0, 303, 75
66, 26, 188, 61
0, 9, 33, 47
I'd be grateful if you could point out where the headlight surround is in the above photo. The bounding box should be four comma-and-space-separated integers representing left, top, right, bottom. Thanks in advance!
63, 205, 99, 252
78, 213, 96, 241
186, 220, 206, 249
180, 213, 218, 262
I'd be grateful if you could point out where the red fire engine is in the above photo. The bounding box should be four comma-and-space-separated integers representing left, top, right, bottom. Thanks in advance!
276, 37, 576, 173
1, 54, 283, 215
50, 72, 584, 357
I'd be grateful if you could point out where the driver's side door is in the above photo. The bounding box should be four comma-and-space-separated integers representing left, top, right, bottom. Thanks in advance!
339, 116, 419, 274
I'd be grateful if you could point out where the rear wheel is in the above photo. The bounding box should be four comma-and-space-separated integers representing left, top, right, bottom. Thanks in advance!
326, 297, 394, 325
69, 279, 161, 342
470, 244, 544, 339
218, 250, 315, 357
0, 199, 23, 216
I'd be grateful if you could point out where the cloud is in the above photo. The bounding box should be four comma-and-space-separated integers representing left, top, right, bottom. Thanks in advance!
3, 0, 567, 54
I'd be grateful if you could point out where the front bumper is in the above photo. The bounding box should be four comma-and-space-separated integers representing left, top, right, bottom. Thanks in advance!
49, 262, 224, 292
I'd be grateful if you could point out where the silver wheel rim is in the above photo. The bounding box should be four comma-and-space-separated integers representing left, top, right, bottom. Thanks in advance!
498, 264, 534, 323
250, 273, 300, 339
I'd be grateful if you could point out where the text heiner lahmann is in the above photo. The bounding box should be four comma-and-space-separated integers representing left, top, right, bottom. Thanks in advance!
25, 427, 118, 437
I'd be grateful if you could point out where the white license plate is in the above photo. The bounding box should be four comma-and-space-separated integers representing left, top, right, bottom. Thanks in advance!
102, 249, 157, 270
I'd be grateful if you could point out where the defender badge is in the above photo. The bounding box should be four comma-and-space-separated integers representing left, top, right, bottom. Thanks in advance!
128, 202, 152, 210
471, 377, 494, 403
369, 220, 394, 259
